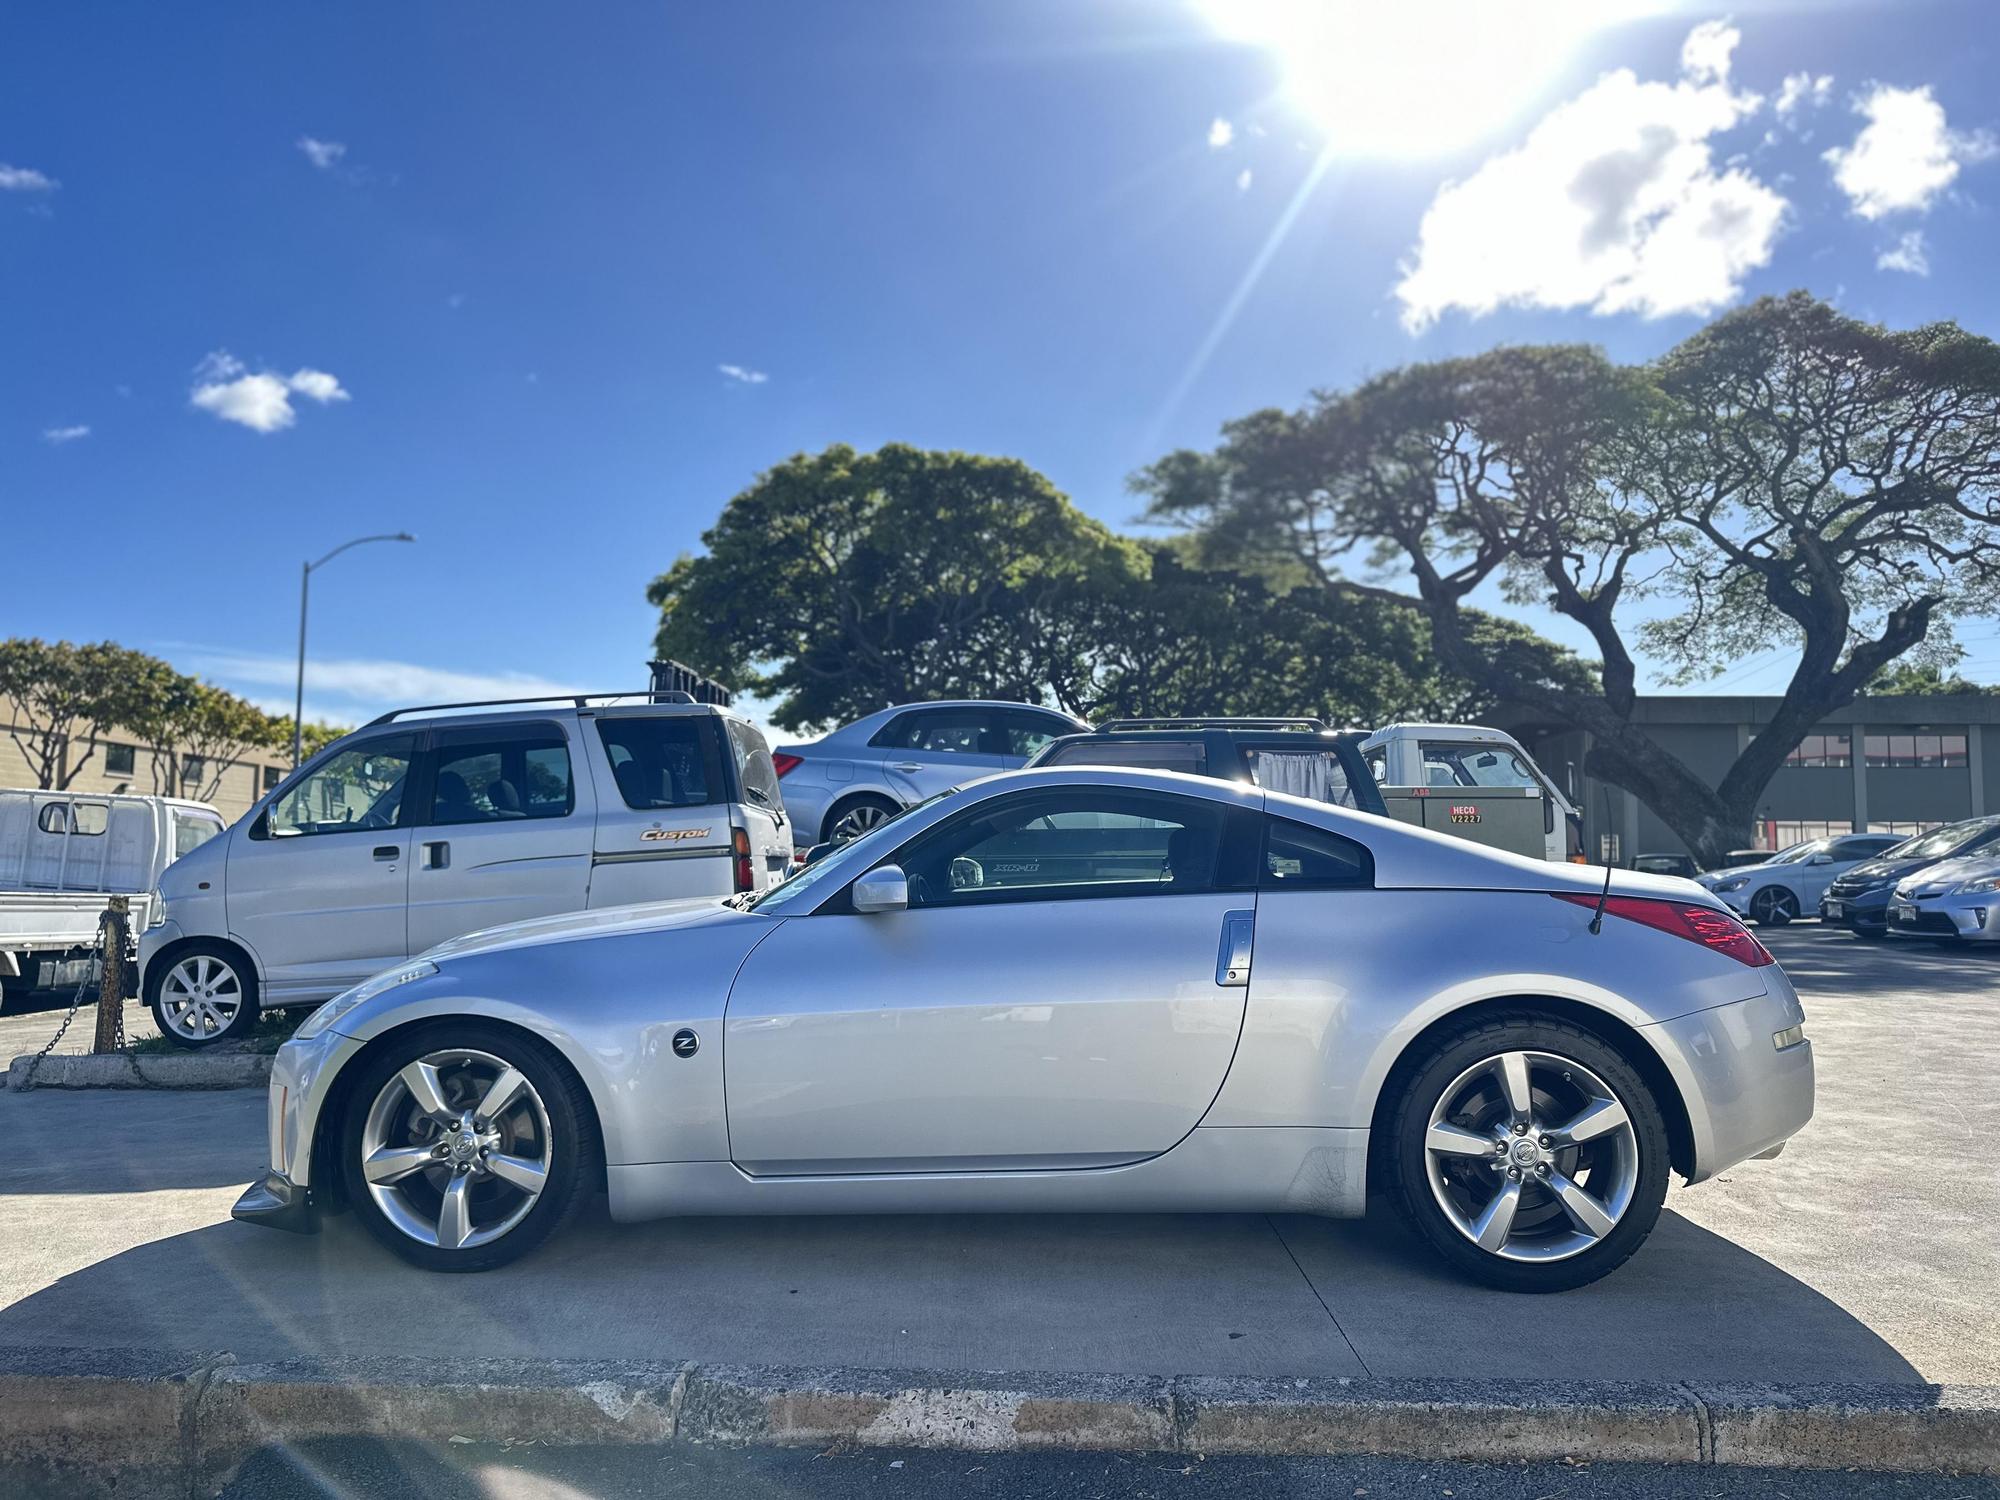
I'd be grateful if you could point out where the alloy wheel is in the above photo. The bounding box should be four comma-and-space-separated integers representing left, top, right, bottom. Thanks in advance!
159, 955, 244, 1042
359, 1048, 553, 1252
829, 801, 893, 842
1750, 887, 1798, 924
1422, 1050, 1641, 1263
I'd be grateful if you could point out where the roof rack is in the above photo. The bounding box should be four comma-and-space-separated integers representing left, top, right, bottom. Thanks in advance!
1094, 716, 1333, 733
365, 690, 700, 727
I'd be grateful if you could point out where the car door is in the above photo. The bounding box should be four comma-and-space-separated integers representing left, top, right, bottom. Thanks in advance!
227, 733, 416, 1003
405, 720, 595, 953
724, 717, 793, 888
723, 784, 1258, 1174
869, 707, 1006, 805
583, 708, 740, 904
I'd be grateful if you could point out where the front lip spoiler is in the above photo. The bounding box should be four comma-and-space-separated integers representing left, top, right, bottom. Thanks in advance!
232, 1171, 320, 1235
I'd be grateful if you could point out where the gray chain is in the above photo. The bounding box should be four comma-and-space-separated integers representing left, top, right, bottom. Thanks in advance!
16, 909, 120, 1093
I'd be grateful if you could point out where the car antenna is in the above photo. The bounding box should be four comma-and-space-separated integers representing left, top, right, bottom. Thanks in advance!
1587, 858, 1615, 934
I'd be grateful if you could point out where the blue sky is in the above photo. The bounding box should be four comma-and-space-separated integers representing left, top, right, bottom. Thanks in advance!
5, 0, 1999, 730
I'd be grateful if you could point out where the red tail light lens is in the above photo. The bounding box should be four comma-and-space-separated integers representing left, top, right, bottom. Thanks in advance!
772, 753, 803, 778
1552, 892, 1774, 967
732, 827, 754, 892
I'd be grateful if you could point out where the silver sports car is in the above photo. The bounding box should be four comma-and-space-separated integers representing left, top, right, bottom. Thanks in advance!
235, 767, 1814, 1292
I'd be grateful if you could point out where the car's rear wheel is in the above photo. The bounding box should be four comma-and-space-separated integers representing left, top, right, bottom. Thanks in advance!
1748, 886, 1797, 926
341, 1022, 597, 1272
1386, 1013, 1670, 1292
822, 793, 899, 845
147, 943, 258, 1048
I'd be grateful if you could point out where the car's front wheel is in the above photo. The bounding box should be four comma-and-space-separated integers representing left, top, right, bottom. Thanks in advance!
1386, 1013, 1670, 1293
147, 943, 259, 1048
341, 1022, 597, 1272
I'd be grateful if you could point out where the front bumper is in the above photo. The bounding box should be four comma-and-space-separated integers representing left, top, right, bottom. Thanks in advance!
232, 1170, 319, 1234
1820, 889, 1890, 929
1886, 891, 2000, 941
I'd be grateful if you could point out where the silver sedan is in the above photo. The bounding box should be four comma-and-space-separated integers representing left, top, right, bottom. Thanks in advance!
235, 768, 1814, 1292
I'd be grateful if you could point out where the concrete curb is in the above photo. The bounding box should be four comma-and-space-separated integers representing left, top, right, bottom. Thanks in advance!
1, 1347, 1996, 1496
4, 1051, 271, 1091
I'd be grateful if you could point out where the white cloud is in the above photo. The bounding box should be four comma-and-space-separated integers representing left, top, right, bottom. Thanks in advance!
189, 351, 351, 433
1876, 228, 1930, 275
1236, 167, 1253, 192
1775, 72, 1834, 119
296, 136, 348, 170
1208, 117, 1234, 150
0, 163, 57, 192
1395, 20, 1784, 332
718, 364, 768, 385
1824, 84, 1998, 219
193, 650, 585, 716
41, 425, 90, 444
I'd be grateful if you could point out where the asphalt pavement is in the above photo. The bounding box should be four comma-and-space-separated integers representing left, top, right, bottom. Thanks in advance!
0, 926, 1995, 1387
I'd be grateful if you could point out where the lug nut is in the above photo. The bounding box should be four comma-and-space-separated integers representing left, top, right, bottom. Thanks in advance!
1537, 1163, 1551, 1176
1512, 1122, 1528, 1135
1507, 1167, 1521, 1180
1539, 1135, 1553, 1149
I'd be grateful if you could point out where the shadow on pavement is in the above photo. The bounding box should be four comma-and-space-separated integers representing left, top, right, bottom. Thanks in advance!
1761, 924, 2000, 999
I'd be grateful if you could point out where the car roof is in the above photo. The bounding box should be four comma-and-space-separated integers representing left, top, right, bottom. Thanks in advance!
813, 700, 1088, 739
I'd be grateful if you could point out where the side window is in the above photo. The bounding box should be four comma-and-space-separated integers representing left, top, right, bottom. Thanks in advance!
989, 709, 1072, 759
264, 735, 415, 837
595, 717, 724, 809
427, 725, 574, 826
1365, 747, 1388, 784
38, 802, 109, 836
1042, 738, 1208, 775
726, 719, 783, 809
171, 813, 223, 860
1262, 817, 1372, 889
872, 709, 989, 756
893, 789, 1233, 908
1247, 749, 1358, 809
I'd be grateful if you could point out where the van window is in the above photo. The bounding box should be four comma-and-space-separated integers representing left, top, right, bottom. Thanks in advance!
1420, 741, 1542, 790
264, 735, 416, 837
1247, 749, 1360, 809
171, 812, 223, 860
428, 725, 575, 825
725, 719, 783, 810
596, 717, 725, 809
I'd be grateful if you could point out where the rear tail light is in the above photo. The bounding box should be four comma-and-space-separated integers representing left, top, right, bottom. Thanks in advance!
1552, 892, 1774, 967
732, 827, 754, 892
772, 752, 803, 778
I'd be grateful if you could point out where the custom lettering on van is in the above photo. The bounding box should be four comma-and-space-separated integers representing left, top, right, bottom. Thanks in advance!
642, 827, 712, 842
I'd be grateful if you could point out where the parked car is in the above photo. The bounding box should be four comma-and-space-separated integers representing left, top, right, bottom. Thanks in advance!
1359, 723, 1584, 862
773, 700, 1087, 846
138, 693, 792, 1049
234, 765, 1812, 1293
1026, 717, 1386, 814
2, 791, 227, 1008
1884, 850, 2000, 944
1821, 816, 2000, 939
1631, 853, 1699, 880
1696, 832, 1906, 926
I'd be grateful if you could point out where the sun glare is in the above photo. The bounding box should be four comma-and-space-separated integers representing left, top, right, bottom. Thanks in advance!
1195, 0, 1677, 157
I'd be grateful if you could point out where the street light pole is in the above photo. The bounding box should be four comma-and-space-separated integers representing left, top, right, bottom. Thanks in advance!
292, 532, 417, 767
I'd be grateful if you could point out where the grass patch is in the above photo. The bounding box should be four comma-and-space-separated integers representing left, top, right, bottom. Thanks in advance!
127, 1006, 306, 1056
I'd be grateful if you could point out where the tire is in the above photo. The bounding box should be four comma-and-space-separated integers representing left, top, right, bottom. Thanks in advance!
340, 1020, 598, 1273
820, 793, 900, 846
145, 941, 259, 1049
1383, 1011, 1671, 1293
1747, 886, 1797, 926
0, 971, 33, 1015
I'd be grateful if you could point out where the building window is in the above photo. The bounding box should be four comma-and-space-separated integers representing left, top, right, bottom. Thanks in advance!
1783, 732, 1851, 768
181, 757, 205, 789
263, 765, 285, 792
1870, 820, 1946, 838
1864, 729, 1969, 769
105, 743, 136, 775
1759, 819, 1852, 849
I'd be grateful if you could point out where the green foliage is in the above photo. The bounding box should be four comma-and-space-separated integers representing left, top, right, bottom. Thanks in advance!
1868, 661, 1999, 697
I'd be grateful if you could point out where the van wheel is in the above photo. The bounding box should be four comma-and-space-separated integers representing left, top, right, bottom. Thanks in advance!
822, 794, 899, 845
147, 943, 258, 1049
1384, 1012, 1670, 1293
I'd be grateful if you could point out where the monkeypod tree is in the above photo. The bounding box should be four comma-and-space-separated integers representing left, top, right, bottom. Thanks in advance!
1141, 294, 2000, 865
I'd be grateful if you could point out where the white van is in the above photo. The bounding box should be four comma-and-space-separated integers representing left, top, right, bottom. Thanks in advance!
1359, 722, 1584, 863
138, 694, 792, 1048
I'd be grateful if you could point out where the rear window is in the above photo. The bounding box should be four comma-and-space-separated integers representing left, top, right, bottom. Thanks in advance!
596, 717, 726, 809
725, 718, 783, 809
38, 802, 109, 836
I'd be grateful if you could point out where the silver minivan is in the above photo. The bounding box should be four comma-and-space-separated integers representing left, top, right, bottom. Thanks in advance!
138, 694, 792, 1048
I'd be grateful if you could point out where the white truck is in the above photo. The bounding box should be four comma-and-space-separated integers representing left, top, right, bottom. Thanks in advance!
0, 790, 228, 1009
1358, 722, 1584, 863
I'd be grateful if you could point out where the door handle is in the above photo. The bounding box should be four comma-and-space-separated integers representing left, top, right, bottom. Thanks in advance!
373, 846, 400, 861
1215, 908, 1254, 987
891, 762, 924, 773
422, 841, 450, 870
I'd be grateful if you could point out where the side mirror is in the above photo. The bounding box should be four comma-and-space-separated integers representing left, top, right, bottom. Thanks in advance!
851, 864, 909, 914
1809, 853, 1833, 865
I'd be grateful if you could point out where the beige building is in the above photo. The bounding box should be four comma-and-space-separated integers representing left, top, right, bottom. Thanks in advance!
0, 714, 292, 825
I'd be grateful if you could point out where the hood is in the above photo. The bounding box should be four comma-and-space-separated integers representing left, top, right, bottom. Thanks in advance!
1898, 852, 2000, 895
1839, 853, 1937, 884
420, 896, 750, 964
1698, 860, 1781, 887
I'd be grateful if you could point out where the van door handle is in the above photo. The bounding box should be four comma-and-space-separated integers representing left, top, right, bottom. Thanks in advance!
1215, 908, 1254, 987
422, 841, 450, 870
373, 846, 399, 861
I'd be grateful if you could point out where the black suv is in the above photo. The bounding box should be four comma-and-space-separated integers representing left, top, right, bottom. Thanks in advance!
1023, 717, 1388, 816
1820, 814, 2000, 938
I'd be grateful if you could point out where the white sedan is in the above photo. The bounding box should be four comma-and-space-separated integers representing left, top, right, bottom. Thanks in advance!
235, 768, 1814, 1293
1698, 833, 1906, 925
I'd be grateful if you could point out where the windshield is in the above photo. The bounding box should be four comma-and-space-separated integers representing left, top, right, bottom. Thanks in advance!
1885, 819, 1998, 861
1765, 839, 1828, 865
746, 786, 965, 914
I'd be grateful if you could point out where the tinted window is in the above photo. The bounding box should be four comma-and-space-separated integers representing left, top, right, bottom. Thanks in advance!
265, 736, 415, 837
895, 789, 1231, 907
872, 709, 990, 756
1041, 738, 1208, 775
1261, 816, 1371, 888
596, 717, 723, 809
990, 708, 1073, 759
1248, 748, 1360, 809
105, 743, 136, 775
428, 725, 574, 825
726, 718, 783, 809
